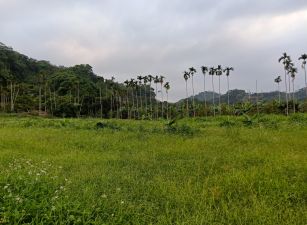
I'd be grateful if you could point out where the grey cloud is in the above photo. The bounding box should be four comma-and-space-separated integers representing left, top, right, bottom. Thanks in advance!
1, 0, 307, 101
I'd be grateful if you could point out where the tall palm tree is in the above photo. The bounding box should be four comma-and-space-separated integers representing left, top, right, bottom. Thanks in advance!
288, 67, 298, 113
109, 77, 115, 118
223, 67, 234, 108
299, 54, 307, 97
159, 76, 165, 118
147, 75, 154, 118
124, 80, 130, 119
164, 82, 170, 120
189, 67, 197, 117
279, 53, 291, 115
209, 67, 216, 117
129, 79, 136, 119
287, 57, 294, 101
183, 71, 190, 117
154, 75, 160, 119
274, 76, 282, 104
201, 66, 209, 114
137, 75, 143, 113
215, 65, 223, 115
133, 80, 139, 119
143, 76, 149, 115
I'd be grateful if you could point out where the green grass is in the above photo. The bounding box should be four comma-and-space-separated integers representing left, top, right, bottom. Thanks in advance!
0, 114, 306, 224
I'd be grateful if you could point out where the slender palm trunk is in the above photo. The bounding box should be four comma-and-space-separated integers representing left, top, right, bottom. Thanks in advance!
166, 91, 169, 120
110, 89, 113, 119
192, 75, 195, 117
278, 83, 281, 105
126, 89, 130, 119
116, 94, 119, 119
135, 87, 139, 119
304, 66, 307, 98
256, 80, 259, 116
49, 87, 53, 116
149, 82, 152, 119
185, 80, 189, 117
212, 76, 215, 117
155, 83, 158, 119
10, 81, 14, 112
0, 85, 3, 110
38, 83, 42, 115
288, 74, 291, 101
203, 75, 207, 116
161, 83, 164, 119
120, 95, 123, 119
99, 85, 103, 119
284, 69, 289, 116
144, 85, 147, 116
293, 79, 295, 113
131, 89, 135, 119
139, 86, 142, 114
227, 76, 230, 107
44, 82, 47, 113
218, 76, 221, 115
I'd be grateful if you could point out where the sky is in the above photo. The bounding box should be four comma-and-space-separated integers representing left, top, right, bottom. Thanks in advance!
1, 0, 307, 101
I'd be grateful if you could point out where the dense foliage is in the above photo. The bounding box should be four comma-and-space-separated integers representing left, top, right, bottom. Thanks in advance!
0, 43, 155, 118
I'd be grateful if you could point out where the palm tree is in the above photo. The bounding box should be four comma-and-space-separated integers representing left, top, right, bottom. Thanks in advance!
133, 80, 139, 119
183, 71, 190, 117
274, 76, 282, 104
189, 67, 197, 117
215, 65, 223, 115
164, 82, 170, 120
201, 66, 209, 115
223, 67, 234, 108
143, 76, 149, 115
137, 75, 143, 113
278, 53, 291, 115
288, 67, 298, 113
154, 75, 160, 119
285, 58, 294, 102
209, 67, 216, 117
109, 77, 115, 118
147, 75, 154, 118
298, 54, 307, 97
129, 79, 136, 119
124, 80, 130, 119
159, 76, 165, 118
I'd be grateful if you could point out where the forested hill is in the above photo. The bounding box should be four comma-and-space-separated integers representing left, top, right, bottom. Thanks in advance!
0, 43, 154, 117
179, 88, 307, 104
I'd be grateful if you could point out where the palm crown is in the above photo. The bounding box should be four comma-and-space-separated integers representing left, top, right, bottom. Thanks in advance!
223, 67, 234, 76
183, 71, 190, 81
164, 82, 170, 91
215, 65, 223, 76
274, 76, 282, 83
299, 54, 307, 68
209, 67, 216, 76
201, 66, 208, 75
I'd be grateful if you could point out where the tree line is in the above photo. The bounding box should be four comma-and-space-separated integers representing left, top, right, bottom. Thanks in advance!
1, 43, 306, 119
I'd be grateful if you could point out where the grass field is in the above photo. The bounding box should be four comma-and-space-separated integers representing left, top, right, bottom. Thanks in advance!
0, 114, 306, 224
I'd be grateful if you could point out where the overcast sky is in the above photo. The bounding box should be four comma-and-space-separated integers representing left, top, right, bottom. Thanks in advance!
1, 0, 307, 101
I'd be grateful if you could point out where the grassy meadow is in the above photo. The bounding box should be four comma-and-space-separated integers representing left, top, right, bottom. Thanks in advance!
0, 114, 306, 224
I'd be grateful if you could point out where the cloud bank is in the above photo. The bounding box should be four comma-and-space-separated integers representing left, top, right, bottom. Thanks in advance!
1, 0, 307, 101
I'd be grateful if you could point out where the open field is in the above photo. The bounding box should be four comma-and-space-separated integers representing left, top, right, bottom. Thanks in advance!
0, 114, 306, 224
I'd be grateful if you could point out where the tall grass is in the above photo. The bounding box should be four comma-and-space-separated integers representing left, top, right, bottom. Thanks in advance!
0, 114, 306, 224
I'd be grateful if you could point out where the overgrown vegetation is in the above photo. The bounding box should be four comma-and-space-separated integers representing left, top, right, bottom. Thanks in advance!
0, 115, 306, 224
